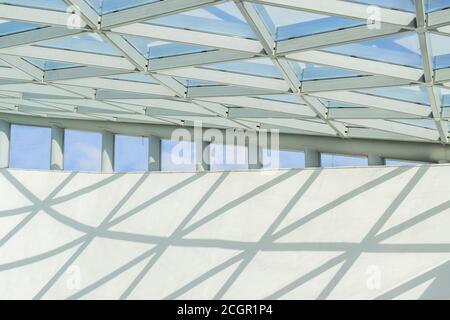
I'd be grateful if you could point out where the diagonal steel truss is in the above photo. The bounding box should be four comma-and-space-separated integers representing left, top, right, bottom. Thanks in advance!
0, 0, 449, 144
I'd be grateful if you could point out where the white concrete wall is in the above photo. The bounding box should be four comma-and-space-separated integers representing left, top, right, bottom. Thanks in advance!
1, 165, 450, 300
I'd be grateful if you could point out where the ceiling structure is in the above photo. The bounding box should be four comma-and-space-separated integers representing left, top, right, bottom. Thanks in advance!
0, 0, 450, 144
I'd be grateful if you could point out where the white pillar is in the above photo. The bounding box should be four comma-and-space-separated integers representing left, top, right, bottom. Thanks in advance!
0, 120, 10, 168
50, 126, 64, 170
196, 141, 210, 171
148, 135, 161, 171
248, 143, 263, 169
368, 153, 385, 166
305, 148, 321, 168
101, 131, 114, 173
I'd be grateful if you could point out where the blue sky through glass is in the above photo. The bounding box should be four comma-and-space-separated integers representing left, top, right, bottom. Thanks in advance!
8, 125, 425, 171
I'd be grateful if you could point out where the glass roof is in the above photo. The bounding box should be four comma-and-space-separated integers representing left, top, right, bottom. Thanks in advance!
322, 33, 423, 68
253, 4, 363, 41
0, 0, 449, 144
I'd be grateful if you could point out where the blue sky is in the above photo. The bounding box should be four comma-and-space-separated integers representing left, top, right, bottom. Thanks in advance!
8, 124, 419, 171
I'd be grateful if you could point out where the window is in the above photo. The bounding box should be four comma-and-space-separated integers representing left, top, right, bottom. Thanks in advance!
64, 130, 101, 172
385, 159, 424, 166
264, 149, 305, 169
321, 153, 368, 167
210, 143, 247, 171
115, 135, 148, 172
161, 140, 196, 172
9, 124, 51, 170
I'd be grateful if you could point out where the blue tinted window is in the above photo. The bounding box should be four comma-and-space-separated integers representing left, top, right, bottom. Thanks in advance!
267, 150, 305, 169
9, 125, 51, 170
161, 140, 196, 172
321, 154, 368, 167
115, 135, 148, 172
210, 144, 247, 171
64, 129, 101, 172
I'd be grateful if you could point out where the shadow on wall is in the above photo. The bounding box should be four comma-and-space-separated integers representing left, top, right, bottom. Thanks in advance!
1, 165, 450, 299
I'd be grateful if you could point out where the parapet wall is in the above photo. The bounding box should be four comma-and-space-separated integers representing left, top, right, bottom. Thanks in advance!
1, 165, 450, 299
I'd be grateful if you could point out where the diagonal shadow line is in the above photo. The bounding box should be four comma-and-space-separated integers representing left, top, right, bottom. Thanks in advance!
33, 174, 151, 300
119, 171, 230, 300
180, 170, 299, 236
375, 260, 450, 300
0, 171, 77, 248
368, 244, 450, 253
0, 235, 89, 272
265, 252, 348, 300
264, 166, 428, 300
0, 173, 123, 218
374, 199, 450, 244
316, 166, 429, 300
39, 173, 208, 237
164, 251, 248, 300
67, 245, 161, 300
270, 166, 412, 242
213, 170, 322, 299
0, 206, 37, 218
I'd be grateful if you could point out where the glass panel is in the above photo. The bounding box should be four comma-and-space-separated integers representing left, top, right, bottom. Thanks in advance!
264, 149, 305, 169
256, 94, 305, 104
440, 87, 450, 107
25, 58, 80, 71
253, 3, 363, 41
386, 159, 425, 166
161, 140, 196, 172
203, 58, 282, 79
146, 2, 255, 39
356, 86, 430, 105
429, 33, 450, 69
289, 61, 367, 80
174, 78, 221, 87
39, 33, 121, 56
425, 0, 450, 12
392, 119, 438, 130
210, 144, 247, 171
323, 32, 423, 68
9, 125, 51, 170
350, 0, 416, 12
0, 0, 68, 11
104, 73, 158, 84
86, 0, 157, 14
125, 35, 213, 59
64, 129, 101, 172
0, 20, 43, 36
114, 135, 148, 172
321, 153, 368, 167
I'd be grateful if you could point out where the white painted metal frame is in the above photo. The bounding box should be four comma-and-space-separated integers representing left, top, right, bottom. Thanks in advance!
0, 0, 449, 145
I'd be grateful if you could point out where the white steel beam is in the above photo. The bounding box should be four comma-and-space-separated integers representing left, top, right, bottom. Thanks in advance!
276, 25, 405, 55
339, 118, 440, 141
199, 96, 316, 117
0, 46, 136, 71
157, 67, 290, 91
148, 50, 257, 71
53, 77, 175, 96
44, 67, 129, 82
101, 0, 218, 29
250, 0, 416, 26
286, 50, 424, 82
0, 27, 82, 49
301, 76, 412, 93
111, 23, 264, 53
310, 91, 431, 117
0, 4, 84, 27
416, 0, 448, 143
